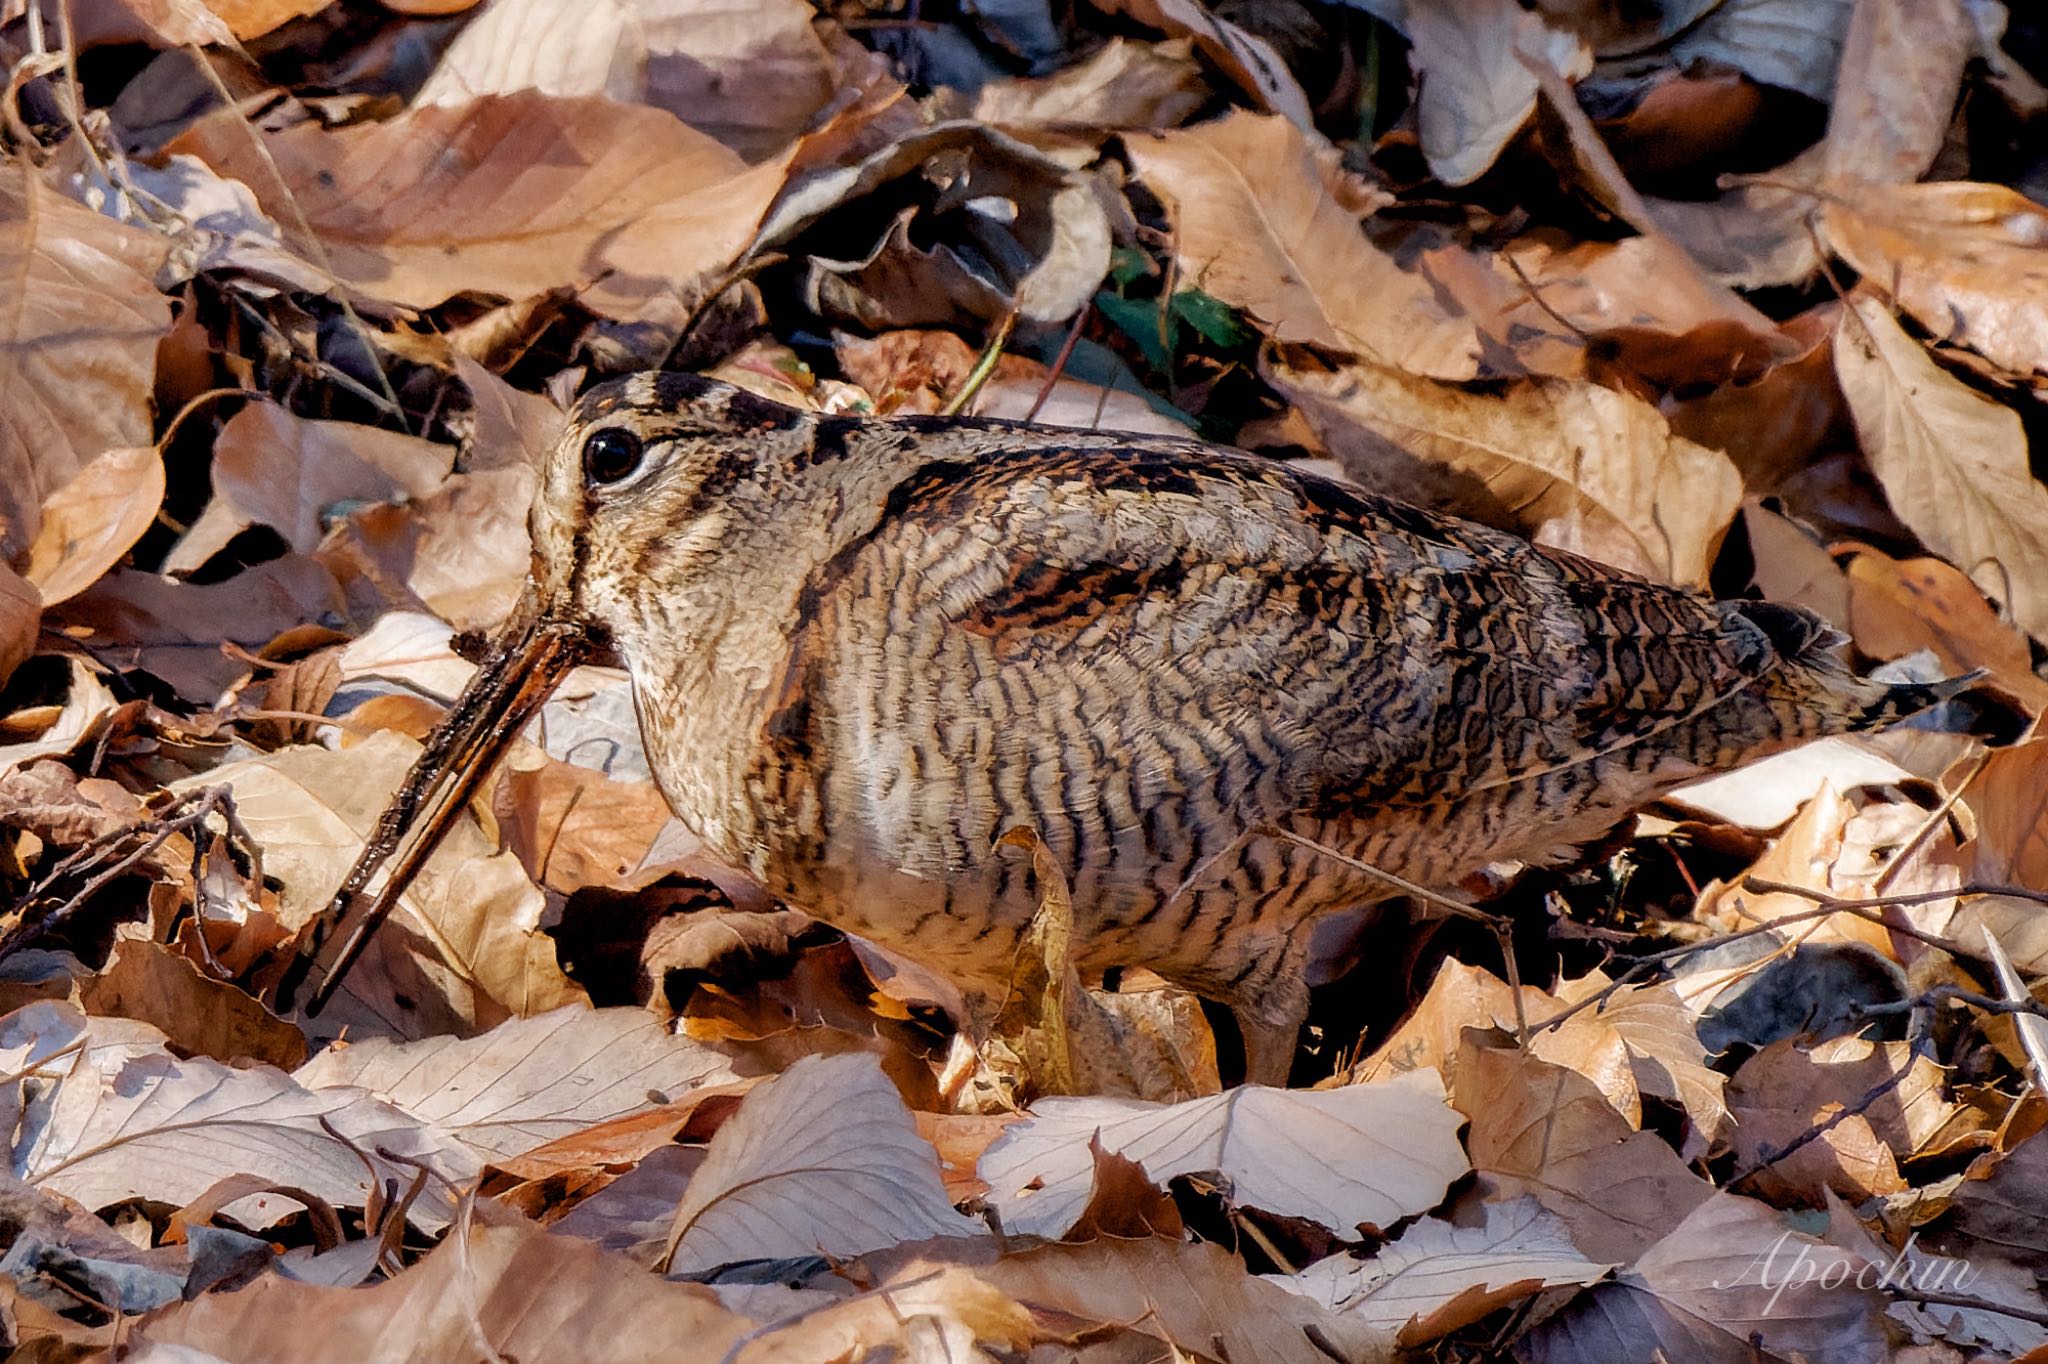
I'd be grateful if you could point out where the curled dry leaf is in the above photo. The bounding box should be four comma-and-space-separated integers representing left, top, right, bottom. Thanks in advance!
127, 1202, 751, 1362
167, 404, 455, 573
979, 1067, 1467, 1239
80, 938, 308, 1070
1270, 357, 1742, 586
0, 166, 171, 563
1824, 182, 2048, 378
170, 731, 582, 1039
20, 446, 163, 607
972, 37, 1209, 132
169, 92, 773, 313
295, 1006, 740, 1163
1520, 1191, 1888, 1364
1093, 0, 1315, 128
1834, 295, 2048, 643
662, 1052, 982, 1276
1276, 1197, 1614, 1346
1126, 111, 1483, 381
1, 1002, 468, 1231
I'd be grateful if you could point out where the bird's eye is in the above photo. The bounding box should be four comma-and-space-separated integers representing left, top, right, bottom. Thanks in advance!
582, 428, 644, 487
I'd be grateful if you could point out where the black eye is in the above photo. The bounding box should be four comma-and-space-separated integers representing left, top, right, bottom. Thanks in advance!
582, 428, 644, 486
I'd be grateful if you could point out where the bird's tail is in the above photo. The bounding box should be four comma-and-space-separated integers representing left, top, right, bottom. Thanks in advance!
1724, 599, 1986, 736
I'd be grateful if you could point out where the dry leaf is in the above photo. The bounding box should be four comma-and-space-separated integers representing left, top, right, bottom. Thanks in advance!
0, 166, 171, 563
662, 1052, 982, 1276
1825, 181, 2048, 379
979, 1067, 1467, 1239
972, 37, 1208, 131
1270, 358, 1742, 585
1843, 546, 2048, 713
1406, 0, 1588, 186
20, 446, 163, 607
1819, 0, 1974, 182
1, 1001, 467, 1230
1519, 1191, 1889, 1364
170, 732, 582, 1039
1834, 295, 2048, 642
1276, 1197, 1613, 1345
417, 0, 838, 161
1092, 0, 1315, 128
295, 1006, 740, 1163
0, 563, 36, 690
1126, 112, 1483, 380
168, 404, 454, 573
128, 1202, 751, 1361
80, 938, 307, 1070
170, 92, 768, 312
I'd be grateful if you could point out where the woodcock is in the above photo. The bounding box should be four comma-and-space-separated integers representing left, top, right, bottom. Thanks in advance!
281, 371, 1966, 1081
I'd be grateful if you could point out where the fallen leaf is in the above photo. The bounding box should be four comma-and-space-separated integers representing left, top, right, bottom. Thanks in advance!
0, 563, 36, 689
170, 732, 583, 1039
1406, 0, 1588, 186
1092, 0, 1315, 129
1269, 357, 1742, 585
1668, 0, 1855, 102
0, 166, 171, 563
1834, 295, 2048, 642
1825, 182, 2048, 379
295, 1006, 741, 1163
169, 92, 767, 312
662, 1052, 982, 1276
127, 1202, 751, 1361
168, 404, 454, 573
1842, 546, 2048, 713
1519, 1191, 1889, 1364
1818, 0, 1974, 182
417, 0, 839, 161
1126, 112, 1483, 380
979, 1067, 1467, 1239
1455, 1035, 1712, 1263
20, 446, 163, 607
972, 37, 1208, 131
1275, 1197, 1613, 1345
80, 938, 307, 1070
1, 1002, 467, 1230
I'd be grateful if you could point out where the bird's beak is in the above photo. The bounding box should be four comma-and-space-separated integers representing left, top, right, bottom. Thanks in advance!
272, 590, 588, 1015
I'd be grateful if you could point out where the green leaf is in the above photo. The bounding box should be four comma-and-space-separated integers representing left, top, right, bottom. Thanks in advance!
1108, 245, 1154, 288
1093, 290, 1173, 373
1169, 290, 1253, 349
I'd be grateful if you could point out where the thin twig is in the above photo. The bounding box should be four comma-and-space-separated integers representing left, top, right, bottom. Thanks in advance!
940, 309, 1018, 417
1024, 301, 1091, 424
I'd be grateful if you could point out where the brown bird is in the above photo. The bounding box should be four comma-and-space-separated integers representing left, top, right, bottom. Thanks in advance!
281, 372, 1964, 1081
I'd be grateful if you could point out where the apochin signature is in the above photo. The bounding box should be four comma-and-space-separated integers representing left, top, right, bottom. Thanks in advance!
1715, 1230, 1979, 1313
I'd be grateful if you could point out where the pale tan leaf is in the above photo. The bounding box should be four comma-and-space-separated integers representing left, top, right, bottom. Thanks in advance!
1125, 112, 1483, 380
1826, 182, 2048, 379
170, 93, 767, 312
20, 446, 163, 606
1, 1002, 469, 1230
1834, 295, 2048, 641
663, 1053, 981, 1276
1407, 0, 1587, 186
972, 37, 1208, 131
1090, 0, 1315, 129
0, 659, 118, 779
717, 1263, 1034, 1362
169, 732, 583, 1039
1819, 0, 1974, 182
1667, 737, 1916, 829
980, 1068, 1467, 1239
294, 1006, 739, 1163
0, 166, 171, 562
127, 1203, 749, 1361
1270, 358, 1742, 585
1276, 1198, 1613, 1344
200, 0, 329, 39
418, 0, 837, 161
168, 405, 453, 573
454, 353, 565, 472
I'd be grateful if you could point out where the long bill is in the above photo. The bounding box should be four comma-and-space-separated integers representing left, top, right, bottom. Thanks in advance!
272, 605, 588, 1015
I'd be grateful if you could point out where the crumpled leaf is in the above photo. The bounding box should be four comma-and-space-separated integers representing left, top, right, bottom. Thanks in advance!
1835, 295, 2048, 642
662, 1052, 981, 1276
1126, 111, 1482, 380
980, 1067, 1467, 1239
1270, 357, 1743, 585
1, 1002, 468, 1231
294, 1006, 739, 1163
1274, 1197, 1613, 1345
0, 166, 171, 563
